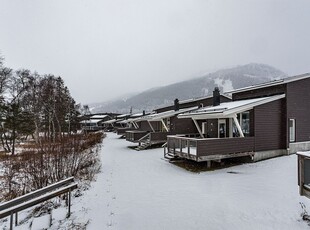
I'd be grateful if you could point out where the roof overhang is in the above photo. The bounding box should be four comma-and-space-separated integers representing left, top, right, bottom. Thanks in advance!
103, 119, 117, 124
226, 73, 310, 94
178, 94, 285, 120
147, 106, 198, 121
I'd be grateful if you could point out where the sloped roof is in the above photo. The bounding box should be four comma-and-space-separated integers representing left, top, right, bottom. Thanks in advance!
89, 114, 109, 119
80, 119, 103, 124
155, 94, 231, 112
103, 119, 118, 124
145, 106, 198, 121
178, 94, 285, 119
226, 73, 310, 94
116, 114, 130, 119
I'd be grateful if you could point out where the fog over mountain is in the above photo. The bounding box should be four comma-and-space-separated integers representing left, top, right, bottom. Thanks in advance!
91, 63, 287, 113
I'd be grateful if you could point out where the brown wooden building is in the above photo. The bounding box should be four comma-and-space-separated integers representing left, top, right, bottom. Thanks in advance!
166, 73, 310, 163
125, 95, 231, 150
80, 114, 112, 132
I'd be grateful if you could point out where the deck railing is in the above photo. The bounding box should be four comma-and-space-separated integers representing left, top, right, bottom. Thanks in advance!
126, 130, 148, 142
149, 132, 172, 142
167, 136, 255, 161
82, 126, 104, 131
116, 127, 136, 135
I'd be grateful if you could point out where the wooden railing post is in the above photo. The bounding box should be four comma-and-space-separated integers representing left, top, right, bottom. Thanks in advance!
67, 189, 72, 217
196, 140, 198, 162
187, 140, 190, 154
15, 212, 18, 226
300, 156, 304, 196
10, 211, 13, 230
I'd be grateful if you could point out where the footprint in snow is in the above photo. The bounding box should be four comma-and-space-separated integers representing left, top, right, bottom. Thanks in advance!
107, 221, 113, 227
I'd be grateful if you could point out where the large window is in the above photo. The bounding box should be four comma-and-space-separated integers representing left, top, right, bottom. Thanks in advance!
289, 119, 296, 142
218, 119, 226, 138
236, 111, 251, 137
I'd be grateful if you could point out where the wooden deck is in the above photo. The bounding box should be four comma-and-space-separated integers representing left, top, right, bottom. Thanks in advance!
82, 126, 104, 131
126, 130, 148, 143
116, 127, 137, 135
166, 136, 255, 161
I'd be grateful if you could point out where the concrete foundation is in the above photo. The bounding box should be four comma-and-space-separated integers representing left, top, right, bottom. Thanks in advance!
253, 149, 288, 162
289, 141, 310, 154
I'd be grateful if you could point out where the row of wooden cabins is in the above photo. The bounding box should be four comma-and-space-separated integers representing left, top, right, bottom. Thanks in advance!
115, 73, 310, 165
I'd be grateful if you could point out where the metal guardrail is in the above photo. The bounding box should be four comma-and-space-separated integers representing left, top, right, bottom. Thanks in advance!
0, 177, 78, 230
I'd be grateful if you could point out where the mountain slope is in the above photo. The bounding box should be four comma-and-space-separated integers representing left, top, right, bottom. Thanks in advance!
92, 63, 287, 113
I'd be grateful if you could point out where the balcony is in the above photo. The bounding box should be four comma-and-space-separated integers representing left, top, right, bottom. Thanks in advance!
82, 126, 104, 131
116, 127, 137, 135
126, 130, 149, 143
166, 136, 255, 162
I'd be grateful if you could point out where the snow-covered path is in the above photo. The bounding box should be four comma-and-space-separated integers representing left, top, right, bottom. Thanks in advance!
75, 133, 310, 230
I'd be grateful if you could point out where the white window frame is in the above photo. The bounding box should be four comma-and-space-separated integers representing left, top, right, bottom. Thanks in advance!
289, 118, 296, 142
202, 122, 207, 134
218, 119, 227, 138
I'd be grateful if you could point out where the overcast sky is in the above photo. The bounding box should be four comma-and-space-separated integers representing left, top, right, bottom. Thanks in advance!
1, 0, 310, 104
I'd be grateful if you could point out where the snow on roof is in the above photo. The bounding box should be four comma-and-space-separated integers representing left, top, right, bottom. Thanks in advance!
146, 106, 199, 121
178, 94, 285, 119
80, 119, 103, 124
155, 95, 231, 111
226, 73, 310, 94
177, 94, 231, 104
296, 151, 310, 158
90, 114, 109, 119
103, 119, 117, 124
119, 118, 137, 124
117, 114, 130, 119
130, 113, 144, 118
112, 113, 146, 123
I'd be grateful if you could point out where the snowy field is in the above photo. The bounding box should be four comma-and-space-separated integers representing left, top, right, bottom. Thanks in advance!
73, 133, 310, 230
1, 132, 310, 229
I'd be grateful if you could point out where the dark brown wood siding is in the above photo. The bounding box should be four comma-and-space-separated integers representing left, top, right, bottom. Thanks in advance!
138, 120, 153, 131
206, 119, 218, 138
170, 116, 197, 134
249, 110, 255, 137
232, 84, 286, 101
148, 121, 161, 131
155, 95, 231, 113
286, 78, 310, 144
197, 137, 255, 156
254, 99, 286, 151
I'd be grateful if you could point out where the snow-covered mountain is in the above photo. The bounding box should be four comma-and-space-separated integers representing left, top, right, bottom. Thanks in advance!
91, 63, 287, 113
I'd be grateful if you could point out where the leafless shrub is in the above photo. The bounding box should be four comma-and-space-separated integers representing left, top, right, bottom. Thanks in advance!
0, 132, 105, 201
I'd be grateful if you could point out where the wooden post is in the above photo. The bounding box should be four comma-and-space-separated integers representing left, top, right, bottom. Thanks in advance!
300, 156, 305, 196
15, 212, 18, 226
160, 119, 169, 132
10, 212, 13, 230
192, 119, 203, 138
147, 120, 155, 132
67, 189, 72, 217
233, 115, 244, 137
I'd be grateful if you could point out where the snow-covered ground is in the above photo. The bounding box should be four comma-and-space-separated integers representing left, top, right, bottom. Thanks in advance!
73, 133, 310, 230
1, 132, 310, 229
